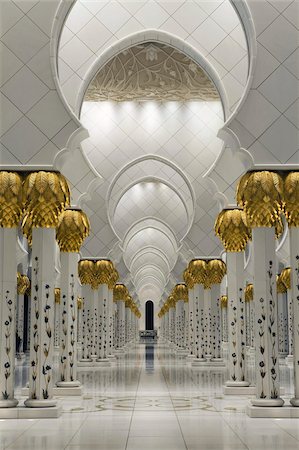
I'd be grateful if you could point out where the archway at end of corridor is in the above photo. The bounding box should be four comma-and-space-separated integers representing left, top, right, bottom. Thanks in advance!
145, 300, 154, 331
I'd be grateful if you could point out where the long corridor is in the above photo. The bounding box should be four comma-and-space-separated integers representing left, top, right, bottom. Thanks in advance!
0, 344, 298, 450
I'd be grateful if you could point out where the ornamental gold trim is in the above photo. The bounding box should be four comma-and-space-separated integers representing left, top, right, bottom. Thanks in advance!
0, 171, 23, 228
284, 172, 299, 227
220, 295, 228, 308
277, 274, 287, 294
244, 283, 253, 302
183, 267, 194, 289
172, 283, 188, 302
215, 208, 251, 252
113, 283, 128, 301
17, 272, 30, 295
280, 267, 291, 290
55, 287, 61, 304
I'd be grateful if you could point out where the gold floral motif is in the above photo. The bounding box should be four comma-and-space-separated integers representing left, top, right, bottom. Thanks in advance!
280, 267, 291, 290
0, 171, 23, 228
214, 208, 251, 252
205, 259, 226, 289
236, 171, 284, 237
113, 283, 129, 302
284, 172, 299, 227
188, 259, 207, 285
220, 295, 228, 308
244, 284, 253, 302
55, 288, 61, 304
172, 283, 188, 303
276, 274, 287, 294
56, 208, 90, 252
17, 272, 30, 295
22, 171, 70, 232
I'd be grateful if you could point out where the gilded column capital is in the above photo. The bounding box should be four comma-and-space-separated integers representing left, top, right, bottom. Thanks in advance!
183, 267, 194, 289
244, 283, 253, 302
220, 295, 228, 308
108, 267, 119, 290
173, 283, 188, 302
54, 288, 61, 304
284, 172, 299, 227
125, 294, 133, 308
17, 272, 30, 295
78, 259, 94, 287
56, 208, 90, 252
0, 171, 23, 228
277, 274, 287, 294
113, 283, 128, 302
205, 259, 226, 289
168, 294, 175, 308
280, 267, 291, 290
215, 208, 251, 252
188, 259, 207, 285
22, 171, 70, 234
94, 259, 114, 289
236, 171, 284, 236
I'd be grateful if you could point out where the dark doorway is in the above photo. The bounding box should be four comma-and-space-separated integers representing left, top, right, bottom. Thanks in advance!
145, 300, 154, 330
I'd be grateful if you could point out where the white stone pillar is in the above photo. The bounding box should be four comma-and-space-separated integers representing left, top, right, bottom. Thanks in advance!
97, 283, 109, 361
80, 284, 93, 362
211, 283, 222, 360
226, 252, 249, 387
113, 284, 128, 353
168, 302, 175, 346
16, 273, 30, 358
289, 229, 299, 406
203, 288, 212, 359
194, 283, 205, 361
54, 293, 60, 349
220, 296, 228, 344
0, 229, 18, 407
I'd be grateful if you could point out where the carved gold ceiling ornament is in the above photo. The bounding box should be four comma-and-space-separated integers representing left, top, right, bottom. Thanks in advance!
172, 283, 188, 303
280, 267, 291, 290
22, 171, 70, 233
205, 259, 226, 289
188, 259, 207, 286
113, 283, 129, 302
220, 295, 228, 308
276, 274, 287, 294
236, 171, 284, 237
56, 208, 90, 253
244, 283, 253, 302
183, 267, 194, 290
214, 208, 251, 252
85, 42, 219, 103
284, 172, 299, 227
54, 287, 61, 304
0, 171, 23, 228
17, 272, 30, 295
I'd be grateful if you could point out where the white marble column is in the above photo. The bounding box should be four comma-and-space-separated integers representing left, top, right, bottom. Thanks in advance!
25, 228, 57, 408
211, 283, 222, 360
54, 291, 60, 349
97, 283, 109, 362
168, 303, 175, 347
203, 288, 212, 359
289, 228, 299, 406
107, 286, 115, 358
0, 229, 18, 407
251, 227, 283, 406
80, 284, 93, 362
194, 283, 205, 361
220, 296, 228, 344
16, 293, 25, 357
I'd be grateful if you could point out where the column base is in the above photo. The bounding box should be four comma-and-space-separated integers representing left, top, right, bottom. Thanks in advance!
0, 399, 18, 408
186, 354, 196, 361
24, 399, 57, 408
210, 358, 225, 366
0, 405, 62, 419
191, 358, 207, 367
95, 358, 111, 367
290, 398, 299, 407
286, 355, 294, 366
246, 404, 299, 418
251, 398, 284, 407
176, 348, 188, 356
78, 359, 93, 367
225, 381, 250, 387
107, 354, 117, 361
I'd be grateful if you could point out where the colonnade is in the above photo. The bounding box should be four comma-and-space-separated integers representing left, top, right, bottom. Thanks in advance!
0, 170, 140, 416
159, 170, 299, 415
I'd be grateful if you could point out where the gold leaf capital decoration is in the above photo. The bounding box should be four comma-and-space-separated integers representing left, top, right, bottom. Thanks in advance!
284, 172, 299, 227
55, 288, 61, 304
78, 259, 94, 286
94, 259, 114, 288
277, 274, 287, 294
0, 171, 23, 228
17, 272, 30, 295
280, 267, 291, 290
188, 259, 207, 285
108, 267, 119, 290
173, 283, 188, 303
215, 208, 251, 252
56, 208, 90, 252
244, 284, 253, 302
220, 295, 228, 308
113, 283, 128, 302
22, 171, 70, 234
205, 259, 226, 289
167, 294, 175, 308
183, 268, 194, 289
125, 294, 133, 308
236, 171, 284, 237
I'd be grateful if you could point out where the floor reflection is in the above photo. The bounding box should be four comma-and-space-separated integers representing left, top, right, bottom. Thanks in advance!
145, 344, 155, 372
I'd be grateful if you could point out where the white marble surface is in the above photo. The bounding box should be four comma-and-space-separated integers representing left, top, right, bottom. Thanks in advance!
2, 343, 299, 449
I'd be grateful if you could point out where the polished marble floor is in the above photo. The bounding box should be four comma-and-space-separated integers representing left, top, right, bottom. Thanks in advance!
1, 344, 299, 449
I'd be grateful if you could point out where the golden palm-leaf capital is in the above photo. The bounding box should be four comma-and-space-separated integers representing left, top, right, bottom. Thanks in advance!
188, 259, 207, 285
167, 294, 175, 308
236, 171, 284, 236
78, 259, 94, 286
77, 297, 83, 309
280, 267, 291, 290
244, 283, 253, 302
183, 267, 194, 289
23, 171, 70, 229
206, 259, 226, 288
215, 208, 251, 252
54, 287, 61, 304
220, 295, 228, 308
108, 267, 119, 290
125, 294, 133, 308
17, 272, 30, 295
113, 283, 128, 302
21, 214, 33, 246
284, 172, 299, 227
56, 208, 90, 252
93, 259, 114, 288
0, 171, 23, 228
277, 274, 287, 294
173, 283, 188, 302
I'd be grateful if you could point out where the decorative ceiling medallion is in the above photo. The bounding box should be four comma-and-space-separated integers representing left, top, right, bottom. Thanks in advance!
85, 42, 219, 102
